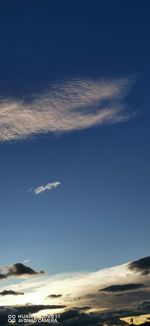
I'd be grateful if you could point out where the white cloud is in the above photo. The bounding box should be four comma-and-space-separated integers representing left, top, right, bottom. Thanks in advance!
33, 181, 61, 194
0, 77, 133, 141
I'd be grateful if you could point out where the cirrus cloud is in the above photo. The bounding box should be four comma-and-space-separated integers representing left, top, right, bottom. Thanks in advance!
33, 181, 61, 195
0, 77, 133, 142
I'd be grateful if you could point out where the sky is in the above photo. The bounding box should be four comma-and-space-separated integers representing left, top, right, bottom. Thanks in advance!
0, 1, 150, 324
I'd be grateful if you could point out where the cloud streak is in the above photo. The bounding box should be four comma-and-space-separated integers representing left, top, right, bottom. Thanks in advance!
33, 181, 61, 194
99, 283, 144, 293
0, 77, 133, 141
47, 294, 62, 298
0, 290, 24, 296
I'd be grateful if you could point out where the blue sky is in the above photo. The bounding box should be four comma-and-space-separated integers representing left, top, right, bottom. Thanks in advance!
0, 0, 150, 278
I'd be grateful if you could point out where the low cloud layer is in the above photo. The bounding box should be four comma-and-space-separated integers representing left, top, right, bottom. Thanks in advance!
0, 256, 150, 325
33, 181, 61, 194
0, 77, 133, 142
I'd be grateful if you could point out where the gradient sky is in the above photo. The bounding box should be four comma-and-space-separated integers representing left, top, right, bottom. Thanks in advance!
0, 0, 150, 279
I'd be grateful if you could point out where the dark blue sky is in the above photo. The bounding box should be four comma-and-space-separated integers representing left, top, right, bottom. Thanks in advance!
0, 0, 150, 274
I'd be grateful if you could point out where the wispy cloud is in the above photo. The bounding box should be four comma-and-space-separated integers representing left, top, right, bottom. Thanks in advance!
33, 181, 61, 195
0, 77, 133, 141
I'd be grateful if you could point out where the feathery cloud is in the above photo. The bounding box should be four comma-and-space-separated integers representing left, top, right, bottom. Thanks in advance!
0, 78, 133, 142
33, 181, 61, 194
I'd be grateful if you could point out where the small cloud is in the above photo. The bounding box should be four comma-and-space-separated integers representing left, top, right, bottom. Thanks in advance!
33, 181, 61, 195
7, 263, 45, 277
47, 294, 62, 298
0, 263, 45, 280
99, 283, 144, 293
0, 290, 24, 296
0, 273, 6, 280
23, 259, 30, 264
